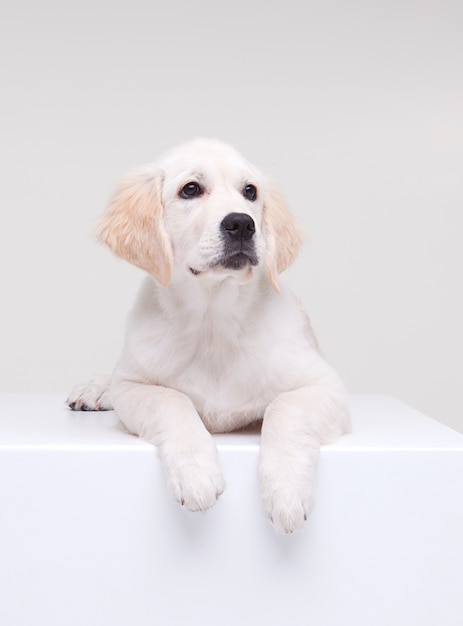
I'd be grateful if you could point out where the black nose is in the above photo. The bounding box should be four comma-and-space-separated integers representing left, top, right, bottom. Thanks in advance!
221, 212, 255, 241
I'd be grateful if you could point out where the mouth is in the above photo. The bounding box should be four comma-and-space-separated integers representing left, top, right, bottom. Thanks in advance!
218, 251, 258, 270
189, 250, 258, 277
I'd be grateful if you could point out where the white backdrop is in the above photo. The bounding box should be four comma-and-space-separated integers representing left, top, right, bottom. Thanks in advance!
1, 0, 462, 432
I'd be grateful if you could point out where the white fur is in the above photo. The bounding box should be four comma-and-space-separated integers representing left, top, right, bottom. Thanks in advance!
67, 138, 350, 533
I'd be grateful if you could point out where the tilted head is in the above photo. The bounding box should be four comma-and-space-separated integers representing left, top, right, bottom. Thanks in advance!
96, 138, 302, 291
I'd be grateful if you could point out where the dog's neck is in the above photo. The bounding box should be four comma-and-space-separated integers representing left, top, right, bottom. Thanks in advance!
148, 267, 275, 326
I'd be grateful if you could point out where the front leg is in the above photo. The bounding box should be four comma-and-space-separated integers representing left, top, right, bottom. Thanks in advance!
260, 379, 350, 534
111, 380, 225, 512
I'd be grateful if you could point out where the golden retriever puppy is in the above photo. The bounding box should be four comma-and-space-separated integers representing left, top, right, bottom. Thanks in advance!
68, 138, 350, 533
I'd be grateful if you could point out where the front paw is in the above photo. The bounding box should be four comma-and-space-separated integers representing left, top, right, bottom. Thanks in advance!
163, 448, 225, 512
67, 374, 112, 411
259, 458, 315, 534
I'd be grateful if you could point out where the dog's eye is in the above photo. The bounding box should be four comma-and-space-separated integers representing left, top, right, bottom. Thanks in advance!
243, 184, 257, 201
179, 182, 203, 199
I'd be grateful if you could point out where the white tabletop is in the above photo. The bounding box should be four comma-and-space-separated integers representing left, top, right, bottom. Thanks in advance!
0, 392, 461, 452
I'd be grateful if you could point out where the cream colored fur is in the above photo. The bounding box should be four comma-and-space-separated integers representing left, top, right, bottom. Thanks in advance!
68, 138, 350, 533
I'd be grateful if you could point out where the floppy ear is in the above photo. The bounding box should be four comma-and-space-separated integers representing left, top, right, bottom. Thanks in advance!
95, 167, 173, 287
262, 180, 303, 292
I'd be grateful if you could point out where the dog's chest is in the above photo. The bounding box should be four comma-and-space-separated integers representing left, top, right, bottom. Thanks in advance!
167, 315, 270, 386
126, 281, 315, 430
165, 327, 281, 426
148, 313, 308, 429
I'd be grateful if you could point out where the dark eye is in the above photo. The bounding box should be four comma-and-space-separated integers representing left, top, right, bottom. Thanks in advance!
179, 182, 203, 199
243, 184, 257, 201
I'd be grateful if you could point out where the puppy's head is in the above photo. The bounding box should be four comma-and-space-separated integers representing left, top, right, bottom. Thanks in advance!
96, 139, 302, 291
